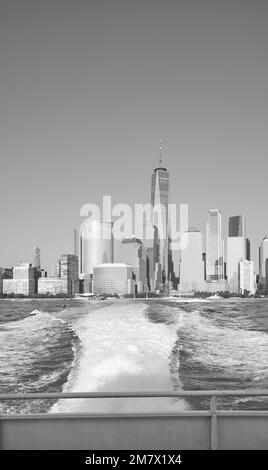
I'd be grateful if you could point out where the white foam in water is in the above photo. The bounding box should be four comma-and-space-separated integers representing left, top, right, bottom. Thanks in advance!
51, 301, 187, 413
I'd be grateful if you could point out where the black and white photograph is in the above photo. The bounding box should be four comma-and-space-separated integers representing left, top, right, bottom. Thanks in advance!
1, 0, 268, 460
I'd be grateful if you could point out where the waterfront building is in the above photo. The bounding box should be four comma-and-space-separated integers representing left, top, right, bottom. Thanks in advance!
32, 247, 42, 293
3, 263, 35, 296
206, 209, 224, 281
38, 278, 70, 295
227, 237, 247, 293
239, 260, 256, 295
33, 246, 41, 270
0, 268, 13, 279
227, 215, 248, 293
259, 236, 268, 294
179, 228, 205, 292
203, 279, 229, 293
60, 254, 78, 281
151, 140, 170, 284
51, 259, 61, 278
78, 221, 114, 287
38, 254, 79, 296
0, 267, 13, 293
119, 237, 147, 293
93, 263, 134, 296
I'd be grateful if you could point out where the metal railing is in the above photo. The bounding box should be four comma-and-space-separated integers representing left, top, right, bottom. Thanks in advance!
1, 390, 268, 450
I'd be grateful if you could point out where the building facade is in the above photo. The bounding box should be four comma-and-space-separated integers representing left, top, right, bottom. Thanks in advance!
3, 263, 35, 296
259, 236, 268, 294
38, 254, 78, 296
38, 278, 69, 295
229, 215, 246, 237
239, 260, 256, 295
227, 237, 247, 293
206, 209, 224, 282
78, 221, 114, 284
227, 215, 248, 293
93, 263, 134, 296
0, 268, 13, 294
179, 228, 205, 292
33, 246, 41, 270
151, 143, 170, 285
119, 238, 147, 293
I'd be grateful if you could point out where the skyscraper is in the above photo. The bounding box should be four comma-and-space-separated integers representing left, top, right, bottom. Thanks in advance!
60, 254, 78, 281
227, 215, 247, 293
229, 215, 246, 237
151, 140, 170, 284
239, 260, 256, 295
206, 209, 224, 281
80, 220, 114, 278
119, 237, 147, 293
179, 228, 205, 292
33, 247, 41, 270
259, 236, 268, 294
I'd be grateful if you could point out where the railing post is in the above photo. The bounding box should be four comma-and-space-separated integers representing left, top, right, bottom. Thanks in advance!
210, 395, 218, 450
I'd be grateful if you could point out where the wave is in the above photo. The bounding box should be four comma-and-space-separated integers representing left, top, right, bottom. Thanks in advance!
172, 306, 268, 399
0, 309, 76, 414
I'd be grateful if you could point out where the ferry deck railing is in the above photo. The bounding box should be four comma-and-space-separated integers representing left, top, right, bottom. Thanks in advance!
1, 390, 268, 450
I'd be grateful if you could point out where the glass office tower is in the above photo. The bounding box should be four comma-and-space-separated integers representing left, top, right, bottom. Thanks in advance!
206, 209, 224, 281
151, 142, 170, 284
259, 236, 268, 294
229, 215, 246, 237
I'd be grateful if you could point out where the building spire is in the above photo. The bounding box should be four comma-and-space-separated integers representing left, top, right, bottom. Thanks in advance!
159, 138, 163, 165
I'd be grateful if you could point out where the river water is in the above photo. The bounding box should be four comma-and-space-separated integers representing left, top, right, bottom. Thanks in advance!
1, 298, 268, 413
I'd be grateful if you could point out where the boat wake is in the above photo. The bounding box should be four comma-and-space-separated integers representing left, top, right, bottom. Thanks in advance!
51, 301, 187, 413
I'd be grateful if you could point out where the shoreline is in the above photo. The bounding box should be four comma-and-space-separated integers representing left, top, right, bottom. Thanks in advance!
1, 296, 268, 304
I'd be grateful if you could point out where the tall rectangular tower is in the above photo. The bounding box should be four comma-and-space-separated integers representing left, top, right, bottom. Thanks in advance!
229, 215, 246, 237
151, 141, 170, 285
259, 236, 268, 294
206, 209, 224, 281
227, 215, 247, 293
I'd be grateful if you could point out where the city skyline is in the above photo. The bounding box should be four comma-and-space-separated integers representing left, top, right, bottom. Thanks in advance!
1, 150, 268, 274
1, 1, 268, 270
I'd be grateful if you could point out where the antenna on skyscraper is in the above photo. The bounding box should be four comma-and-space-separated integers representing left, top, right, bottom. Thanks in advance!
159, 138, 163, 165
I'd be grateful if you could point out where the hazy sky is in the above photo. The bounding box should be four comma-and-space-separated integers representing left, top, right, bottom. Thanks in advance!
1, 0, 268, 271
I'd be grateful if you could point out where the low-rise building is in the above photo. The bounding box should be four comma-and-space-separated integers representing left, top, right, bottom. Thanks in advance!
38, 254, 79, 296
38, 278, 69, 295
3, 263, 35, 296
93, 263, 134, 296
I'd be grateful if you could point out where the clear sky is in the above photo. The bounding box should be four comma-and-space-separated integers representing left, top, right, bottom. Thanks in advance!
1, 0, 268, 272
